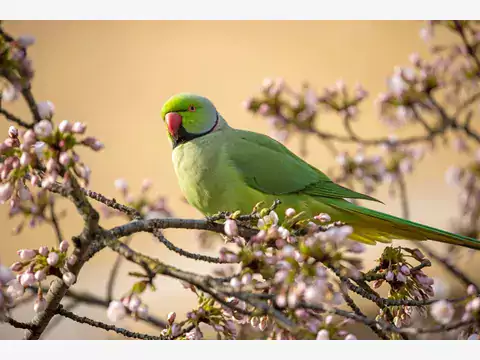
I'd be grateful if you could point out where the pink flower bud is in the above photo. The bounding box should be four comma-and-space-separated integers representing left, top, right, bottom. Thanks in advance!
82, 137, 104, 151
62, 272, 76, 287
224, 219, 238, 237
59, 240, 69, 252
46, 158, 58, 173
107, 300, 126, 322
469, 298, 480, 312
34, 141, 47, 159
167, 311, 176, 324
47, 252, 59, 266
316, 329, 329, 340
285, 208, 296, 217
18, 185, 31, 201
34, 269, 47, 281
385, 271, 394, 282
396, 272, 407, 283
34, 297, 47, 313
20, 272, 35, 287
9, 262, 23, 272
128, 296, 141, 312
58, 152, 71, 166
37, 101, 55, 119
229, 277, 241, 289
34, 120, 53, 138
400, 265, 411, 275
137, 304, 148, 319
0, 182, 14, 203
17, 249, 36, 261
8, 126, 18, 138
241, 273, 252, 285
171, 323, 181, 336
250, 316, 260, 328
22, 129, 37, 146
67, 254, 77, 266
412, 249, 425, 260
314, 213, 331, 223
30, 174, 40, 187
0, 265, 15, 284
19, 152, 32, 167
431, 300, 454, 324
467, 285, 478, 296
345, 334, 357, 340
17, 35, 35, 47
71, 122, 86, 134
38, 246, 49, 256
58, 120, 71, 133
2, 84, 19, 102
114, 178, 128, 192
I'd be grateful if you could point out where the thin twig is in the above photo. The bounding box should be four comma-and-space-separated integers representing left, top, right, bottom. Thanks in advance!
56, 305, 165, 340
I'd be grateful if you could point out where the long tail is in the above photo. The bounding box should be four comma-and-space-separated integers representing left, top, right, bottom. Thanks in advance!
322, 198, 480, 250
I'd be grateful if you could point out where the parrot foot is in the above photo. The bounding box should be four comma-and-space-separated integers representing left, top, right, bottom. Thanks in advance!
206, 211, 229, 223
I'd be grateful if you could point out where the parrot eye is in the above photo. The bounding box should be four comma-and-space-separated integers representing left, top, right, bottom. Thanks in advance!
188, 105, 196, 112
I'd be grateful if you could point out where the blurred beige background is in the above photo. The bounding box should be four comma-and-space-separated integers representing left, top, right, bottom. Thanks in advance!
1, 21, 478, 339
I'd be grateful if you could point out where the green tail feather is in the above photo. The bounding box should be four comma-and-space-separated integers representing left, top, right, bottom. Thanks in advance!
323, 199, 480, 250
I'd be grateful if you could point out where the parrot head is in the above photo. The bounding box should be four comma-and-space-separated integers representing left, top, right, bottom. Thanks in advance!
161, 93, 218, 148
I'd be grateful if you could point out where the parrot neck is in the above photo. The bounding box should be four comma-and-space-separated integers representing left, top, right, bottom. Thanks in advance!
172, 112, 230, 149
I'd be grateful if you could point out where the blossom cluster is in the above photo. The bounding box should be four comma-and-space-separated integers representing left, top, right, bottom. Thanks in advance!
242, 78, 368, 143
4, 240, 76, 315
100, 178, 172, 220
209, 205, 367, 339
334, 143, 425, 196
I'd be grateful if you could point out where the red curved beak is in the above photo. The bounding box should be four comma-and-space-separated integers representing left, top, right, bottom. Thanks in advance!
165, 112, 182, 138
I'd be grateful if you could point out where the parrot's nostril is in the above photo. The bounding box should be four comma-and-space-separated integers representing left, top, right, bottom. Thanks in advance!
165, 112, 182, 137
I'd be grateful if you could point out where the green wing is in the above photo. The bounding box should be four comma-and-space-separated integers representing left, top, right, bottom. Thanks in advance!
227, 130, 382, 203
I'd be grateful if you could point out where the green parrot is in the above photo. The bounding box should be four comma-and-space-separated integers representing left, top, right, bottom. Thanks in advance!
160, 93, 480, 250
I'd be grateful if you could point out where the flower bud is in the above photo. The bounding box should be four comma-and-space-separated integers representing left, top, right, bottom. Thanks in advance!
224, 219, 238, 237
34, 141, 47, 159
71, 122, 86, 134
62, 272, 76, 287
128, 296, 141, 312
137, 304, 148, 319
58, 120, 71, 133
34, 120, 53, 138
467, 284, 477, 296
59, 152, 71, 166
67, 254, 77, 266
167, 311, 176, 324
17, 249, 36, 261
34, 269, 47, 281
37, 101, 55, 119
20, 152, 32, 167
38, 246, 49, 256
229, 277, 241, 289
34, 297, 47, 313
431, 300, 454, 325
241, 273, 252, 285
285, 208, 296, 217
47, 252, 59, 266
9, 262, 23, 272
314, 213, 331, 223
82, 137, 104, 151
59, 240, 69, 252
0, 182, 14, 203
8, 126, 18, 138
316, 329, 330, 340
20, 272, 35, 287
400, 265, 411, 275
107, 300, 126, 322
